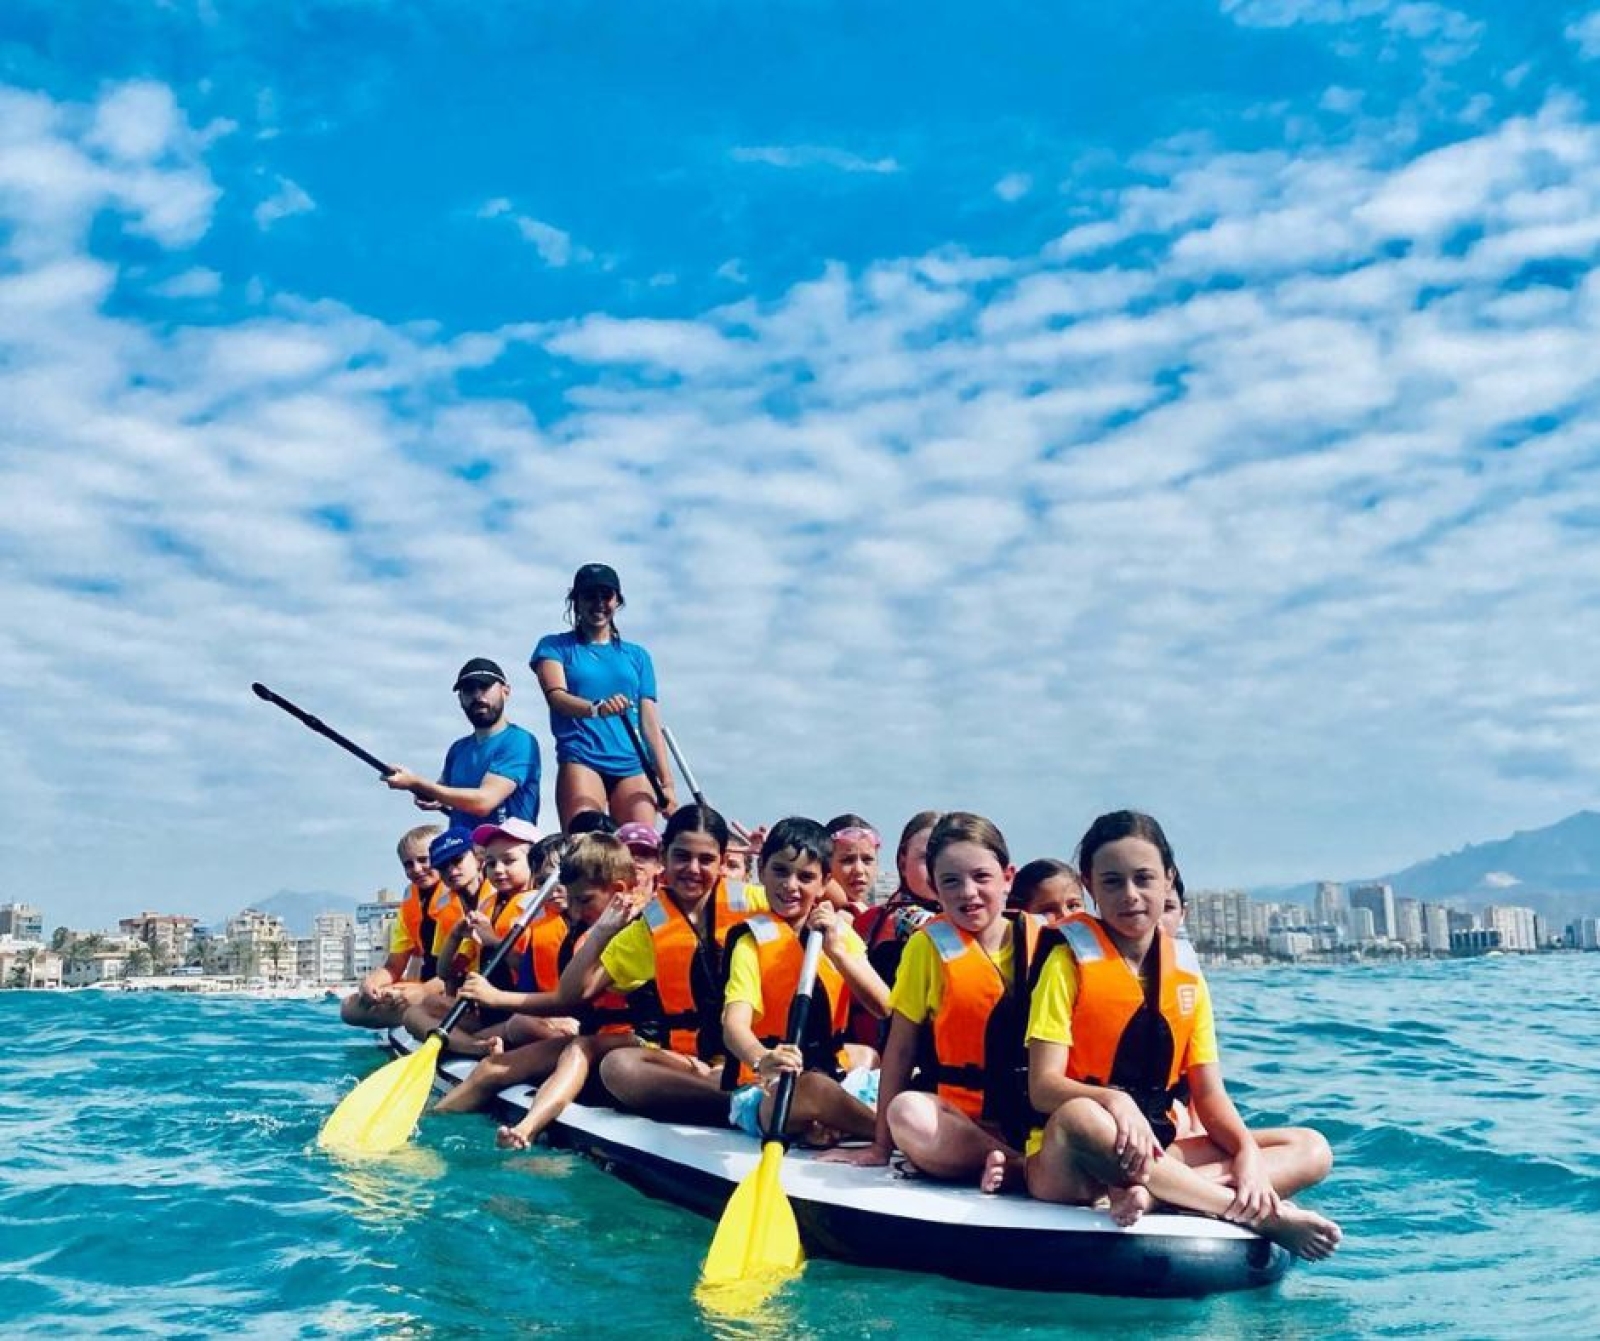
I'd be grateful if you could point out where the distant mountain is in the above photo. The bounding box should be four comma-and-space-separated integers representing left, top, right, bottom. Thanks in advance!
1256, 811, 1600, 926
248, 889, 360, 936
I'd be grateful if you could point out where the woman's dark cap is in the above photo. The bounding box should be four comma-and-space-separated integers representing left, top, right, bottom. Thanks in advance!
572, 562, 622, 595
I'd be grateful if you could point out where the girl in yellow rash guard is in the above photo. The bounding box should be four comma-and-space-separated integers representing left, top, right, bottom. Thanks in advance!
821, 811, 1038, 1192
1025, 810, 1342, 1263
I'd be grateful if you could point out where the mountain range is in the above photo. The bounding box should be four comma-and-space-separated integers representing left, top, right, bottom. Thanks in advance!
248, 888, 362, 937
1256, 810, 1600, 927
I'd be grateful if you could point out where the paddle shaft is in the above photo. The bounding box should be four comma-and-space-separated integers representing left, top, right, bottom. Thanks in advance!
660, 725, 708, 809
251, 682, 396, 776
434, 869, 562, 1038
621, 714, 669, 809
765, 929, 826, 1142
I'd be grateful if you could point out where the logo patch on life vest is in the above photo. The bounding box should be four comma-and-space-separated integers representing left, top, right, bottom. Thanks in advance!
641, 898, 668, 931
1177, 984, 1197, 1016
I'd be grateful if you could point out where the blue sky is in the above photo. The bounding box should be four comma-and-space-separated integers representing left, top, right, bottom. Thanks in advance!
5, 1, 1600, 928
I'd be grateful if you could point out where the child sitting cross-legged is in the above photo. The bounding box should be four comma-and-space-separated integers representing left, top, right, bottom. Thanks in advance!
720, 817, 890, 1146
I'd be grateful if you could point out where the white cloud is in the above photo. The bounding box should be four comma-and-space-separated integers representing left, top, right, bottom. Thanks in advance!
730, 144, 901, 174
254, 175, 314, 229
478, 197, 589, 267
9, 74, 1600, 931
994, 173, 1032, 202
150, 267, 222, 299
1566, 10, 1600, 60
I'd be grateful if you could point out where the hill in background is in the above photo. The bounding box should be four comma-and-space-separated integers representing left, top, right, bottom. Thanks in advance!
248, 889, 361, 937
1258, 811, 1600, 927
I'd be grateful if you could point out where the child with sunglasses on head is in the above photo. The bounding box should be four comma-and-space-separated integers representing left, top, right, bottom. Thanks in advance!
1024, 810, 1340, 1261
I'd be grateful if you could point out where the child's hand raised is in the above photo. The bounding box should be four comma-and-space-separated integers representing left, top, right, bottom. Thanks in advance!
594, 891, 644, 936
465, 910, 493, 943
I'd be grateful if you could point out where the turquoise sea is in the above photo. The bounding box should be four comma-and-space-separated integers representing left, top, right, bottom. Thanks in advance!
2, 954, 1594, 1339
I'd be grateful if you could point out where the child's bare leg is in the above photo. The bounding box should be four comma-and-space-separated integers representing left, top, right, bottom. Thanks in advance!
1028, 1098, 1341, 1260
887, 1092, 1021, 1187
435, 1036, 565, 1114
499, 1034, 634, 1149
1167, 1127, 1334, 1199
756, 1072, 875, 1142
598, 1046, 729, 1124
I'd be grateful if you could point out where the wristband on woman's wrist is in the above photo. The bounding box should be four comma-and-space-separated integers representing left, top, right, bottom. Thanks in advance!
588, 699, 600, 718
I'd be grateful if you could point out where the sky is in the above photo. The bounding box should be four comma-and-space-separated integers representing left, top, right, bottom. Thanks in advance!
5, 1, 1600, 930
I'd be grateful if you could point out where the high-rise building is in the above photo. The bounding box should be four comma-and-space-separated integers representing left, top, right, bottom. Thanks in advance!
355, 889, 402, 974
1313, 882, 1345, 926
1571, 917, 1600, 950
1423, 903, 1452, 955
118, 912, 199, 965
1484, 905, 1537, 952
226, 908, 291, 979
1348, 883, 1396, 939
1345, 906, 1377, 941
0, 903, 44, 942
1393, 898, 1425, 949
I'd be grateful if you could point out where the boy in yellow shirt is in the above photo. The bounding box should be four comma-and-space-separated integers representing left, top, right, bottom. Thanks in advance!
340, 825, 445, 1028
721, 817, 888, 1144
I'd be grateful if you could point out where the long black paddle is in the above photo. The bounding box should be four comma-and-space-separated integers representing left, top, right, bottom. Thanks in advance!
620, 713, 669, 809
251, 682, 396, 776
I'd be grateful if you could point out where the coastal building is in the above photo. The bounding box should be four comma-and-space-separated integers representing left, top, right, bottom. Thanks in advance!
1348, 883, 1396, 939
1571, 917, 1600, 950
226, 909, 292, 981
0, 903, 44, 942
0, 939, 63, 988
1484, 905, 1537, 953
1393, 898, 1425, 949
1267, 929, 1314, 960
355, 890, 402, 973
118, 912, 200, 967
65, 950, 130, 987
1423, 903, 1452, 955
309, 913, 356, 982
1345, 906, 1377, 941
1312, 882, 1345, 925
1188, 889, 1253, 951
1452, 927, 1502, 956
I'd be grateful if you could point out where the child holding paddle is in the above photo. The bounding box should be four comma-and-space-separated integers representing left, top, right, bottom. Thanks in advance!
556, 804, 766, 1124
720, 817, 889, 1146
1024, 811, 1340, 1260
822, 812, 1040, 1193
435, 834, 643, 1128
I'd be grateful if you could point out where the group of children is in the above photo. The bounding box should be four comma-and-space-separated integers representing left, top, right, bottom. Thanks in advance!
341, 805, 1341, 1262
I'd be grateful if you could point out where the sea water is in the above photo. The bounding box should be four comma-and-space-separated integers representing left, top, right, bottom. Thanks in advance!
1, 954, 1595, 1339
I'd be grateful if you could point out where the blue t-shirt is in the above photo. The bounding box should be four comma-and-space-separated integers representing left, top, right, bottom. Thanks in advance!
530, 631, 660, 776
440, 723, 541, 830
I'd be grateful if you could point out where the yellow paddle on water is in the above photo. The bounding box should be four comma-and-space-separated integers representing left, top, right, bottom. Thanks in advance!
318, 870, 561, 1156
699, 926, 825, 1306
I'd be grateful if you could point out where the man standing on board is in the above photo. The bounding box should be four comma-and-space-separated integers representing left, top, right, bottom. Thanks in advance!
383, 658, 543, 830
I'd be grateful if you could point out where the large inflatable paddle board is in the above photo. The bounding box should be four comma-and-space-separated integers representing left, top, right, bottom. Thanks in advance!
383, 1028, 1289, 1297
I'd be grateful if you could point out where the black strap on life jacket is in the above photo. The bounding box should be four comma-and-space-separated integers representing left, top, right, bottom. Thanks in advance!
625, 898, 728, 1061
925, 914, 1039, 1145
716, 921, 845, 1091
1089, 938, 1181, 1147
418, 892, 440, 981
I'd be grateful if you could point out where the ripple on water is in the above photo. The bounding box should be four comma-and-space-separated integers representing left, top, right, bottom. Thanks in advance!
2, 960, 1598, 1338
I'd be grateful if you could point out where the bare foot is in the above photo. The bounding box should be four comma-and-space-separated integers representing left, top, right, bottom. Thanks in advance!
496, 1125, 532, 1150
1261, 1201, 1343, 1261
1107, 1183, 1154, 1227
978, 1148, 1024, 1195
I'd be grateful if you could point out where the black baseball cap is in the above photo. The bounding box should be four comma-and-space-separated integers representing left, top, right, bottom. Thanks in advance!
452, 657, 508, 691
572, 562, 622, 595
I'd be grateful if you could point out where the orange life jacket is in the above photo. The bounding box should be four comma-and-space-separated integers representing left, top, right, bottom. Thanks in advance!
475, 885, 534, 993
720, 914, 849, 1088
630, 878, 759, 1059
560, 924, 635, 1038
434, 880, 493, 981
1052, 914, 1204, 1144
397, 882, 446, 978
514, 904, 567, 994
920, 912, 1042, 1139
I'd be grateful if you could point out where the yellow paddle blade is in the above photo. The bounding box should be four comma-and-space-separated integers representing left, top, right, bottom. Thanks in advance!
318, 1035, 442, 1155
699, 1139, 803, 1304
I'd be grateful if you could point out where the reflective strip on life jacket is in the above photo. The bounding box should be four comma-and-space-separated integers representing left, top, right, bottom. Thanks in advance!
631, 881, 758, 1058
721, 914, 848, 1089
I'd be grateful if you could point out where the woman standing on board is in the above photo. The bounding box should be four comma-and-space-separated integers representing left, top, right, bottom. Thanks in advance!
532, 562, 677, 828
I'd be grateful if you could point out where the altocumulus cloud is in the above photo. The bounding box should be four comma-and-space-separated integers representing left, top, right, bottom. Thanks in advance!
4, 72, 1600, 925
